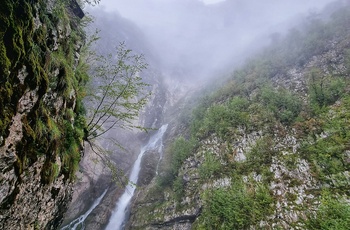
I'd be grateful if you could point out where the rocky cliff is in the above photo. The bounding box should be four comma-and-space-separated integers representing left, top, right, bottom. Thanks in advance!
127, 2, 350, 229
0, 0, 86, 229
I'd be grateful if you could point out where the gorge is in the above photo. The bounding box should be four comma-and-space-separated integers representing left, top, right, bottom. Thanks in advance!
105, 124, 168, 230
1, 0, 350, 230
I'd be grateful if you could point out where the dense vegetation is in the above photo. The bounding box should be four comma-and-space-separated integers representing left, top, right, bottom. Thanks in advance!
0, 0, 90, 183
148, 3, 350, 229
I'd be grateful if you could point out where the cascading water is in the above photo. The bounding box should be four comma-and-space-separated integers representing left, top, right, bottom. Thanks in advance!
105, 124, 168, 230
61, 189, 108, 230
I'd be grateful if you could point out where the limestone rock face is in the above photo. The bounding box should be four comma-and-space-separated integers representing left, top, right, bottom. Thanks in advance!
0, 0, 85, 229
60, 144, 111, 227
138, 150, 159, 186
0, 156, 72, 229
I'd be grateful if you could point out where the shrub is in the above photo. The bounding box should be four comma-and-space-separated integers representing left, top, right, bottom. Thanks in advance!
193, 96, 250, 140
173, 176, 184, 202
306, 191, 350, 230
245, 136, 276, 173
195, 179, 273, 229
308, 68, 346, 113
157, 136, 196, 188
199, 151, 221, 180
170, 136, 196, 176
260, 86, 302, 125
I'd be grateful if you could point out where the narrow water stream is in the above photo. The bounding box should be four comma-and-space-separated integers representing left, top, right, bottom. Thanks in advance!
61, 189, 108, 230
105, 124, 168, 230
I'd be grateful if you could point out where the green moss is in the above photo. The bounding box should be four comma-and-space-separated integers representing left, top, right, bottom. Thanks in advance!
33, 26, 47, 49
0, 1, 34, 137
4, 23, 24, 67
58, 120, 82, 179
0, 84, 14, 139
22, 116, 36, 140
25, 47, 49, 93
41, 161, 61, 184
0, 39, 11, 77
35, 119, 46, 139
0, 1, 13, 30
0, 0, 90, 184
65, 108, 74, 120
4, 81, 13, 99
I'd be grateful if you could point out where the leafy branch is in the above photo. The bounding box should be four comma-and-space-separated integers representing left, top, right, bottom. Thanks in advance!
83, 42, 150, 142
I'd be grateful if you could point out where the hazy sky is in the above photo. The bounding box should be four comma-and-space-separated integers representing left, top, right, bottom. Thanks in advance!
201, 0, 226, 4
92, 0, 336, 80
97, 0, 334, 24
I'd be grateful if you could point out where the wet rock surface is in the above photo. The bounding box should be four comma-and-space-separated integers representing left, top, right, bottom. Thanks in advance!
0, 1, 85, 229
138, 150, 159, 186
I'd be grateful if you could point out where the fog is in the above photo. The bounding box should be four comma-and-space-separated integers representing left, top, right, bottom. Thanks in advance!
91, 0, 335, 81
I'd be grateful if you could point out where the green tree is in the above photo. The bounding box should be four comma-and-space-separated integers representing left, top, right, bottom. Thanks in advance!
83, 42, 150, 143
308, 68, 345, 111
170, 136, 196, 176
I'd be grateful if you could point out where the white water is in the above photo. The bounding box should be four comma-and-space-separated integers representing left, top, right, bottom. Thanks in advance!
105, 124, 168, 230
61, 189, 108, 230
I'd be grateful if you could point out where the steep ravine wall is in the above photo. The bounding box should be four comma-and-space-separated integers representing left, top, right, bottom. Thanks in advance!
0, 0, 85, 229
127, 6, 350, 229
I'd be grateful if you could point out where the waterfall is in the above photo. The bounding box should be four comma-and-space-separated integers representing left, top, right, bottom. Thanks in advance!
61, 189, 108, 230
105, 124, 168, 230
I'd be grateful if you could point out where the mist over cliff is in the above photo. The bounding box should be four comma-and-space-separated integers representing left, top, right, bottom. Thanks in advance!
3, 0, 347, 229
92, 0, 335, 81
59, 1, 350, 230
